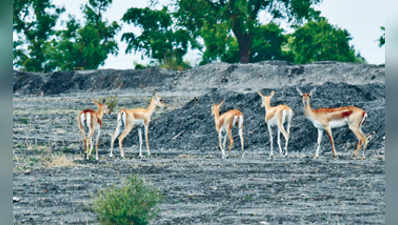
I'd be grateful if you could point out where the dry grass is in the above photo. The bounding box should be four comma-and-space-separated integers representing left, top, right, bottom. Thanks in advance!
44, 153, 76, 168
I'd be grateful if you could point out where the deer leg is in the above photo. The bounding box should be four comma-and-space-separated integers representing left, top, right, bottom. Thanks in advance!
110, 113, 123, 158
118, 123, 134, 159
239, 117, 245, 159
78, 121, 87, 156
95, 125, 101, 160
218, 130, 224, 158
222, 131, 227, 159
267, 124, 274, 158
227, 129, 234, 157
325, 127, 338, 159
281, 112, 291, 156
315, 128, 323, 159
138, 128, 143, 158
350, 126, 368, 159
144, 124, 151, 156
87, 125, 95, 160
277, 127, 283, 156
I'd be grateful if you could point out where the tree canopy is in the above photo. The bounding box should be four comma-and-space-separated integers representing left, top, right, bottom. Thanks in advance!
121, 6, 199, 69
13, 0, 64, 72
175, 0, 322, 63
288, 17, 364, 64
378, 26, 385, 47
13, 0, 371, 72
47, 0, 120, 71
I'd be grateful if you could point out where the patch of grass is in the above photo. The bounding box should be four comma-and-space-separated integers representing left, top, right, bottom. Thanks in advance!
44, 153, 76, 168
104, 96, 118, 113
92, 175, 163, 225
20, 118, 29, 125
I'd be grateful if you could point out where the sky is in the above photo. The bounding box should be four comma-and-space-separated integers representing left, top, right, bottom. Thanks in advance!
52, 0, 387, 69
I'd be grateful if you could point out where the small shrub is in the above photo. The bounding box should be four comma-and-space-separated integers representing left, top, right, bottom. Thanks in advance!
134, 63, 146, 70
92, 175, 163, 225
44, 153, 75, 168
104, 96, 118, 113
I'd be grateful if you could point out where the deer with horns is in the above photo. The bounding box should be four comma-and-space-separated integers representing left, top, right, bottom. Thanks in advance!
110, 93, 165, 158
77, 98, 111, 160
296, 87, 369, 159
211, 99, 245, 159
257, 90, 294, 158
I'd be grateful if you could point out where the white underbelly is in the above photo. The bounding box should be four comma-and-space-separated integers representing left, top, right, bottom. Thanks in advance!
310, 120, 323, 129
267, 117, 278, 127
329, 119, 347, 128
133, 119, 145, 126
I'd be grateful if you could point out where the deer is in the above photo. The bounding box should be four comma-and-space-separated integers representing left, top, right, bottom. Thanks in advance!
211, 100, 245, 159
110, 93, 165, 159
77, 99, 111, 160
257, 90, 294, 158
296, 87, 369, 159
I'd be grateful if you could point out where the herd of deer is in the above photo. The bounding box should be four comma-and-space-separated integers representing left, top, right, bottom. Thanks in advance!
77, 88, 369, 161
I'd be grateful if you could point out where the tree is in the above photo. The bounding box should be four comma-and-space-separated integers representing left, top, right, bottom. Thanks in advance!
289, 18, 364, 64
121, 7, 198, 69
47, 0, 120, 71
378, 26, 385, 47
175, 0, 322, 63
13, 0, 64, 72
218, 22, 290, 63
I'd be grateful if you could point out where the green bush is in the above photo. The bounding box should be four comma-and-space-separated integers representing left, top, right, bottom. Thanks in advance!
92, 175, 163, 225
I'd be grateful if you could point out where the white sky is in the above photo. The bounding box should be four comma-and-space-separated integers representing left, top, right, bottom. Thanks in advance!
52, 0, 387, 69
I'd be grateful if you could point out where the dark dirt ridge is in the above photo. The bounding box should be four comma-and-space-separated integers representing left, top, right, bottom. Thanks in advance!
119, 82, 385, 158
13, 61, 384, 96
13, 61, 385, 224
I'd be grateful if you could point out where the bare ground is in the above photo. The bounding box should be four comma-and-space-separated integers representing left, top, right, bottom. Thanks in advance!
13, 91, 385, 225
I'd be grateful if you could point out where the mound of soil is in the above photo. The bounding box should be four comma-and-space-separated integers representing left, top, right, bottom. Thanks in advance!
13, 68, 176, 95
13, 61, 384, 96
112, 81, 385, 158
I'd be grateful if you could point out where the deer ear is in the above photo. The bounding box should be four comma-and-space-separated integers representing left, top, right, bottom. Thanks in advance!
309, 87, 317, 96
270, 90, 275, 97
257, 91, 264, 97
219, 100, 224, 106
92, 98, 99, 104
296, 87, 303, 96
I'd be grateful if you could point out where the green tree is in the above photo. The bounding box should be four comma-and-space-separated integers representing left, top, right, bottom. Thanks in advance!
218, 22, 290, 63
289, 18, 364, 64
121, 7, 198, 70
13, 0, 64, 72
378, 26, 385, 47
47, 0, 119, 71
175, 0, 322, 63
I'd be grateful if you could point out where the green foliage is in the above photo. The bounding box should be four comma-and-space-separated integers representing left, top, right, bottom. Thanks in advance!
134, 63, 147, 70
122, 7, 198, 69
104, 96, 118, 113
13, 0, 65, 72
378, 26, 385, 47
217, 22, 290, 63
47, 0, 120, 71
92, 175, 163, 225
289, 18, 364, 64
175, 0, 322, 63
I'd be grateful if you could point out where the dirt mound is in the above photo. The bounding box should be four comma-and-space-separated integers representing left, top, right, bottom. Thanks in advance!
13, 61, 384, 96
113, 81, 384, 158
13, 68, 176, 95
173, 61, 384, 92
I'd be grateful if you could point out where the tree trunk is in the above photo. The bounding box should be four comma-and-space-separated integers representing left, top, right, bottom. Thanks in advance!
237, 35, 252, 63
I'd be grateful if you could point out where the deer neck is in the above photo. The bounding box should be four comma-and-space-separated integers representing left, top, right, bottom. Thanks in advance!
264, 100, 272, 113
303, 98, 314, 117
147, 98, 157, 117
96, 105, 104, 120
213, 110, 221, 129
